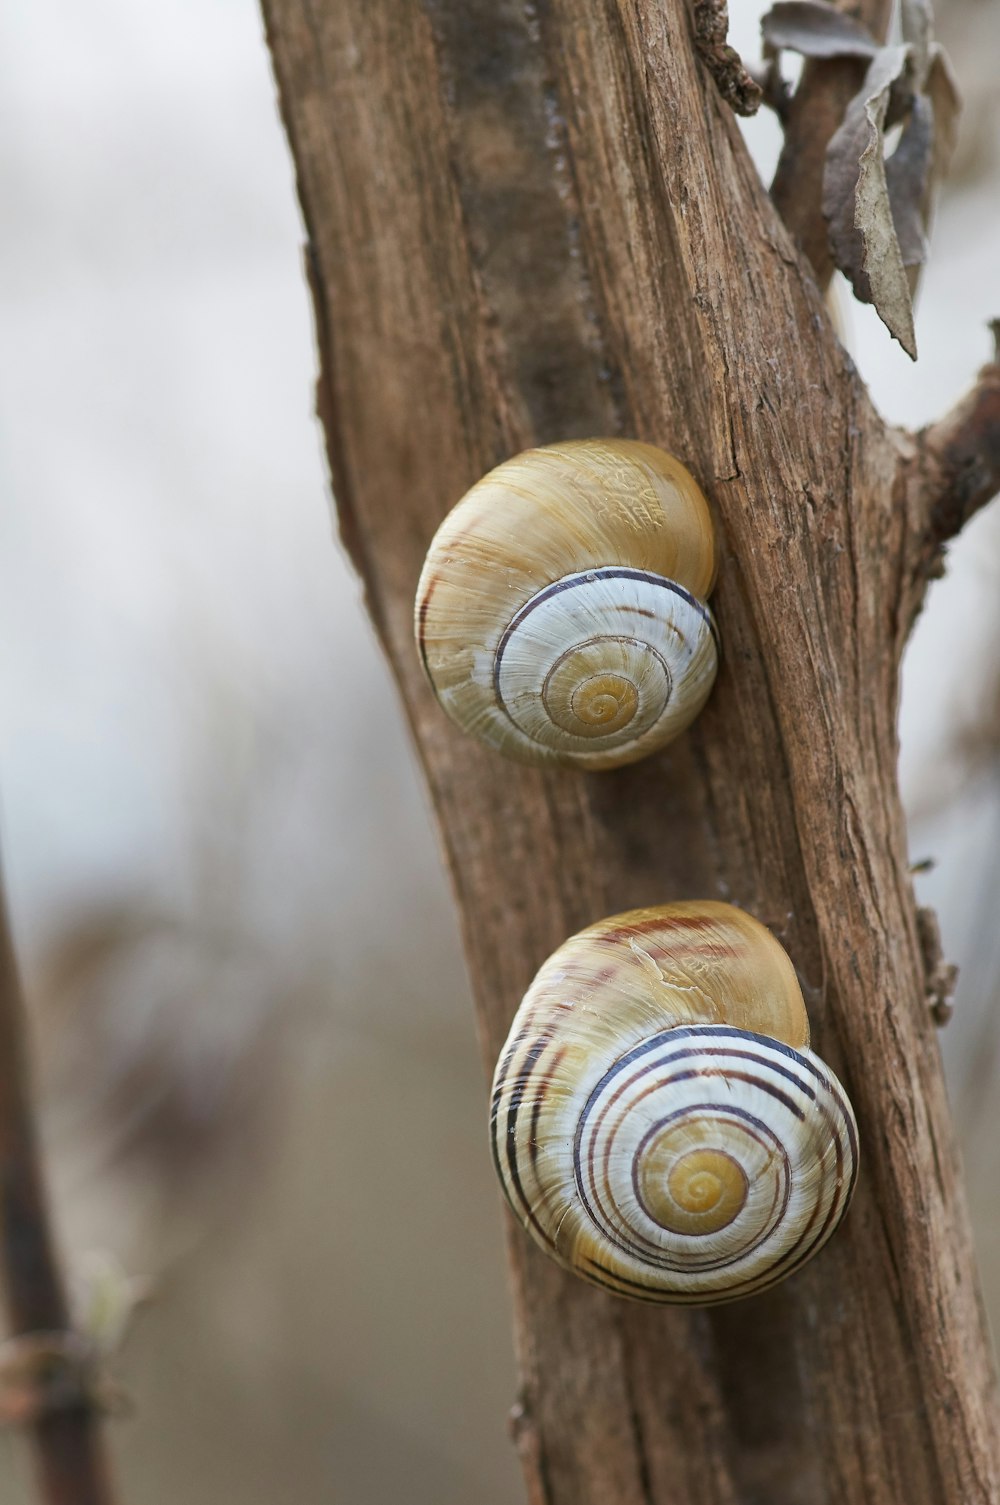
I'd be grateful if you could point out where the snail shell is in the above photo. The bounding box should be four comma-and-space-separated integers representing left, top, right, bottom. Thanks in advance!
415, 440, 718, 770
491, 902, 858, 1304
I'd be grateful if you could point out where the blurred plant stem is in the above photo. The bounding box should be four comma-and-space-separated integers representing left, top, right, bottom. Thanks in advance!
0, 883, 116, 1505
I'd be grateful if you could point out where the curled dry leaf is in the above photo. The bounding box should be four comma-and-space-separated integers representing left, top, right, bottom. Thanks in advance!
761, 0, 879, 60
885, 93, 935, 281
900, 0, 931, 79
761, 0, 961, 359
924, 47, 962, 201
824, 44, 918, 356
825, 41, 960, 356
882, 13, 961, 302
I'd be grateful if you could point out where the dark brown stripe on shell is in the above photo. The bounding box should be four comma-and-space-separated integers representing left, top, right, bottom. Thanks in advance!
569, 1029, 855, 1290
496, 1032, 560, 1253
527, 1045, 568, 1171
580, 1083, 794, 1270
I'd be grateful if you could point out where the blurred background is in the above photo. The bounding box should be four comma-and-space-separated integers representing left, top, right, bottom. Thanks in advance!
0, 2, 997, 1501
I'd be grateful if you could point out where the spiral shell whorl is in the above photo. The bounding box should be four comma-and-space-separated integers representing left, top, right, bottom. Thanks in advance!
415, 440, 718, 769
490, 904, 859, 1305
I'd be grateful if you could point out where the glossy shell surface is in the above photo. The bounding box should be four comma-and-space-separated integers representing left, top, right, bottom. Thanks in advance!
415, 440, 718, 769
490, 902, 859, 1304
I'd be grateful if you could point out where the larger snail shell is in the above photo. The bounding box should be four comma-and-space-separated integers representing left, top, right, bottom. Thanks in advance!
415, 440, 718, 770
491, 902, 858, 1305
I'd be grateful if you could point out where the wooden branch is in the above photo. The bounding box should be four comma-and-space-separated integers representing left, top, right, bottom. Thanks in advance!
770, 0, 895, 286
261, 0, 1000, 1500
911, 323, 1000, 573
691, 0, 763, 117
0, 889, 115, 1505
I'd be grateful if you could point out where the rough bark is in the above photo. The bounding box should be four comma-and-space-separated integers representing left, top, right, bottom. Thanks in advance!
260, 2, 1000, 1501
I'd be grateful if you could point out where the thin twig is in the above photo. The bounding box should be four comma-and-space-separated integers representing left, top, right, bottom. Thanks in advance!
770, 0, 895, 285
916, 906, 959, 1026
0, 884, 115, 1505
913, 321, 1000, 574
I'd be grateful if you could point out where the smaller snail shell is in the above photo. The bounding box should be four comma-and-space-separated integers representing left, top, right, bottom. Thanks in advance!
491, 902, 858, 1305
415, 440, 718, 770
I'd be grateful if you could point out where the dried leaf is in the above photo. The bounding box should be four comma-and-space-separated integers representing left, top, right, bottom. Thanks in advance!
885, 93, 933, 276
766, 0, 961, 358
823, 45, 918, 357
899, 0, 932, 81
886, 45, 961, 296
926, 46, 961, 184
761, 0, 879, 60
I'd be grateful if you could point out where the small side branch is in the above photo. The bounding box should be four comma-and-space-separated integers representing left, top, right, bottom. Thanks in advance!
913, 323, 1000, 573
692, 0, 763, 116
916, 906, 958, 1027
0, 887, 115, 1505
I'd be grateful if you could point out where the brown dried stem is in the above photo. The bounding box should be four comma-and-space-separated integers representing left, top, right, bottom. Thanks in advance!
770, 0, 895, 284
913, 322, 1000, 571
0, 888, 115, 1505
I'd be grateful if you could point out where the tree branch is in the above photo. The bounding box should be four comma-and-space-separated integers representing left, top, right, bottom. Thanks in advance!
261, 0, 1000, 1498
0, 885, 115, 1505
770, 0, 895, 286
912, 321, 1000, 573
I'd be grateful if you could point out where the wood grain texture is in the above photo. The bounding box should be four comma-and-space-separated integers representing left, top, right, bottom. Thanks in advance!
260, 1, 1000, 1500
